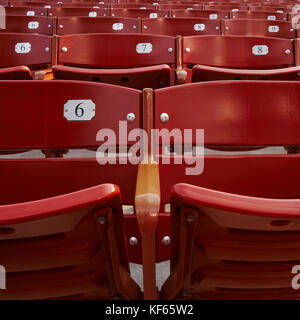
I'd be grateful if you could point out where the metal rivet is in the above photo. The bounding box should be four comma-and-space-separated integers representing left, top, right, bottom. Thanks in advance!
97, 216, 106, 224
45, 47, 49, 52
133, 25, 136, 29
162, 236, 171, 246
225, 26, 229, 30
129, 237, 138, 246
216, 26, 219, 29
126, 112, 135, 122
61, 47, 67, 52
143, 25, 147, 29
168, 47, 173, 52
185, 47, 191, 53
48, 24, 51, 28
160, 113, 169, 122
285, 49, 291, 54
182, 290, 189, 297
59, 24, 63, 28
49, 13, 53, 16
185, 214, 195, 222
173, 15, 176, 17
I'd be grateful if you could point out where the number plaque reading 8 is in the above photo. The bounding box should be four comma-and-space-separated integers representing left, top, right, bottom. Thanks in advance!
64, 99, 96, 121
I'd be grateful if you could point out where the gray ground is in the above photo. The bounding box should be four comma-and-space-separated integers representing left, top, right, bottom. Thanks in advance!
1, 147, 285, 292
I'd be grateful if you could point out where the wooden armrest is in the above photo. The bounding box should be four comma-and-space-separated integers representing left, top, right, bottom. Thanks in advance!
176, 68, 187, 85
135, 159, 160, 234
33, 69, 53, 80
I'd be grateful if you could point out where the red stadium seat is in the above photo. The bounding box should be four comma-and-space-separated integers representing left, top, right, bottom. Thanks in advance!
0, 66, 32, 79
10, 1, 57, 7
171, 9, 229, 19
110, 8, 169, 18
222, 19, 296, 38
249, 5, 291, 13
0, 79, 144, 299
53, 33, 176, 89
157, 4, 203, 10
152, 81, 300, 299
0, 80, 141, 153
0, 16, 54, 35
48, 7, 108, 17
231, 10, 288, 21
181, 35, 300, 81
111, 3, 157, 9
3, 6, 46, 16
0, 33, 51, 79
0, 160, 140, 299
204, 4, 249, 11
141, 17, 221, 36
61, 2, 108, 8
56, 17, 139, 35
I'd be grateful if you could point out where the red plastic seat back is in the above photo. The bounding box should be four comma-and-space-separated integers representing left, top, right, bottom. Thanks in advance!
3, 7, 46, 16
154, 81, 300, 147
171, 9, 229, 19
0, 33, 51, 69
56, 17, 139, 35
48, 7, 108, 17
111, 3, 157, 9
223, 19, 296, 39
182, 35, 294, 69
0, 16, 54, 35
231, 10, 288, 21
157, 4, 203, 10
110, 9, 169, 18
57, 33, 176, 68
141, 17, 221, 36
249, 5, 291, 12
0, 80, 141, 151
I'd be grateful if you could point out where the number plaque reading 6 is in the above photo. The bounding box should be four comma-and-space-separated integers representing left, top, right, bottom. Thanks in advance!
15, 42, 31, 54
64, 100, 96, 121
136, 43, 152, 54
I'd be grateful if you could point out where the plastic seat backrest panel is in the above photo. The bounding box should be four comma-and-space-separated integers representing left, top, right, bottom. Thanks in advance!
0, 33, 51, 68
231, 10, 288, 21
3, 7, 46, 16
171, 9, 229, 19
141, 17, 221, 36
0, 16, 54, 35
57, 33, 176, 68
48, 7, 108, 17
182, 35, 294, 69
56, 17, 139, 35
223, 19, 296, 39
154, 81, 300, 146
0, 80, 141, 150
110, 9, 169, 18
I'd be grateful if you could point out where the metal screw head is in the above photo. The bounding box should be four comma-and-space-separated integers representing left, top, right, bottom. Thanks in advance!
285, 49, 291, 54
160, 113, 169, 123
182, 290, 189, 297
45, 47, 49, 52
185, 47, 191, 53
185, 214, 195, 222
48, 24, 51, 28
59, 24, 63, 28
61, 47, 67, 52
168, 47, 173, 52
225, 26, 229, 30
162, 236, 171, 246
133, 25, 137, 29
216, 26, 219, 29
126, 112, 136, 122
143, 25, 147, 29
97, 216, 106, 224
129, 237, 138, 246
